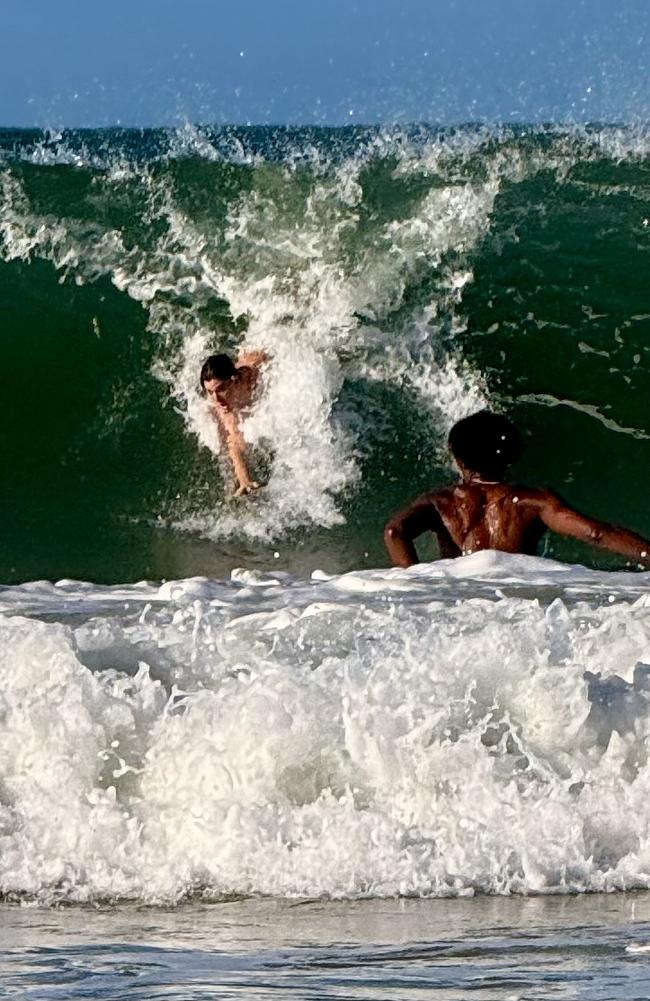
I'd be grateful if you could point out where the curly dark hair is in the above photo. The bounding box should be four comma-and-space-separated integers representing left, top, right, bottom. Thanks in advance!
448, 410, 522, 478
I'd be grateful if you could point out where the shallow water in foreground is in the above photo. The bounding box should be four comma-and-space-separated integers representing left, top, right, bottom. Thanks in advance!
3, 895, 650, 999
2, 120, 650, 997
2, 553, 650, 996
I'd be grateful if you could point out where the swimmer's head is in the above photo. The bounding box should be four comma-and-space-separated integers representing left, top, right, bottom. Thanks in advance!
200, 353, 237, 389
448, 410, 522, 480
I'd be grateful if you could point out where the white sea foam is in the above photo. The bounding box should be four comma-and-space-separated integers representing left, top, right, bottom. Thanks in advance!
155, 144, 504, 539
2, 125, 647, 541
0, 132, 498, 540
0, 552, 649, 904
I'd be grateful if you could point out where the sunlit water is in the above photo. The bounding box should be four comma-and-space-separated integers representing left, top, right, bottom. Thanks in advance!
2, 121, 650, 997
1, 549, 650, 996
3, 896, 650, 999
0, 124, 649, 581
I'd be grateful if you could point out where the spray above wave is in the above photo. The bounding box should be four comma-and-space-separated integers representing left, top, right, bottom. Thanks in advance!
0, 123, 649, 575
0, 125, 649, 905
0, 124, 499, 542
1, 552, 650, 903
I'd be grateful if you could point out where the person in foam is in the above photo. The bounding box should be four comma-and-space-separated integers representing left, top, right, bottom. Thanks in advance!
200, 350, 270, 497
385, 410, 650, 569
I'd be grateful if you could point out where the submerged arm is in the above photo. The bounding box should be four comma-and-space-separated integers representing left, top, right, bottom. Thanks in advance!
538, 492, 650, 566
384, 494, 446, 568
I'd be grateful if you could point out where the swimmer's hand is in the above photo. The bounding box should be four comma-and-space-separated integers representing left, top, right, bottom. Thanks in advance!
232, 480, 260, 498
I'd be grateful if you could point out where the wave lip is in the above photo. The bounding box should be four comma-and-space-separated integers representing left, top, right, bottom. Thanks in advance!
0, 553, 649, 904
1, 123, 649, 565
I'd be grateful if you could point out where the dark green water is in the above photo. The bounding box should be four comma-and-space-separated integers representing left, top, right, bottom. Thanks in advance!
1, 124, 649, 582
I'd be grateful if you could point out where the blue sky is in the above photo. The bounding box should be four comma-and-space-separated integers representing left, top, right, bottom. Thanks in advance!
2, 0, 648, 126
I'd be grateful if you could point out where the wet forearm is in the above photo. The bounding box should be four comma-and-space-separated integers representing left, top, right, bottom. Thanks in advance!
227, 430, 252, 487
541, 498, 650, 568
216, 408, 252, 489
592, 523, 650, 566
384, 496, 443, 568
384, 523, 419, 568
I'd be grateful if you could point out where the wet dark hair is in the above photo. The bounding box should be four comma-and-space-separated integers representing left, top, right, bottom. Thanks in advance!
200, 353, 237, 388
448, 410, 523, 478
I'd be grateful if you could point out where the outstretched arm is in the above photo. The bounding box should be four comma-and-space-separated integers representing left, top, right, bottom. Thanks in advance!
538, 491, 650, 567
216, 408, 259, 497
385, 494, 449, 568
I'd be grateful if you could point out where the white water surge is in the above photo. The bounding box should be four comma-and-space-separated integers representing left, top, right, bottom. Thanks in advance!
1, 552, 649, 904
0, 133, 494, 542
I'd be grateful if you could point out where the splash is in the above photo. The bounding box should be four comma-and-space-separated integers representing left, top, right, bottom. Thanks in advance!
1, 552, 650, 903
0, 123, 649, 556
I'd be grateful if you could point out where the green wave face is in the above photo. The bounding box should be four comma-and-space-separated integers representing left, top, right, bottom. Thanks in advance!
1, 124, 649, 582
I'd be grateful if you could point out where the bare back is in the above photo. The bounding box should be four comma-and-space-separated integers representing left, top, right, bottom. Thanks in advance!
432, 483, 547, 555
385, 481, 650, 569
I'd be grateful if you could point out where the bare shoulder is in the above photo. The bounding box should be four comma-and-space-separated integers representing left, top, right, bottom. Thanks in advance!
423, 484, 459, 500
424, 485, 456, 508
522, 486, 566, 510
237, 349, 270, 369
502, 484, 560, 507
498, 486, 577, 530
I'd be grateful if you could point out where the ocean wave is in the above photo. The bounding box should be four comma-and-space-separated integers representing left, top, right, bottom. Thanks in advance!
1, 552, 649, 903
0, 124, 647, 579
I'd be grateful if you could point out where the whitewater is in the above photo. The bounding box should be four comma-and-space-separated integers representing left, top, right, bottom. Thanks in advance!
0, 121, 649, 905
0, 552, 648, 904
1, 123, 648, 582
1, 122, 650, 999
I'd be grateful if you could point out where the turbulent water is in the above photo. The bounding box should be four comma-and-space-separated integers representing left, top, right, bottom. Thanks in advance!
3, 895, 650, 999
1, 123, 649, 581
0, 553, 650, 904
1, 124, 650, 915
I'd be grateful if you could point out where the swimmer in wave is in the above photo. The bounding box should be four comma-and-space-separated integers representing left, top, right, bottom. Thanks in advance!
385, 410, 650, 569
200, 350, 270, 497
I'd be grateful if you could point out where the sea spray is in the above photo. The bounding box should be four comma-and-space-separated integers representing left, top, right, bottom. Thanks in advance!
0, 124, 648, 580
1, 553, 650, 902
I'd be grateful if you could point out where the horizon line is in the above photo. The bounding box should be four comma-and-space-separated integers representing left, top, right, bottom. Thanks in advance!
1, 118, 647, 133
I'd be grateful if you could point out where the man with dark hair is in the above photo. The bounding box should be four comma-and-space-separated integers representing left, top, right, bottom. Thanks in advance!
201, 349, 269, 497
385, 410, 650, 568
200, 353, 239, 385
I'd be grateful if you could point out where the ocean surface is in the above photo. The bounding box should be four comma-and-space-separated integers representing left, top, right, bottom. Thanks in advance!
3, 895, 650, 999
1, 124, 650, 996
1, 123, 649, 581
